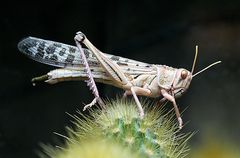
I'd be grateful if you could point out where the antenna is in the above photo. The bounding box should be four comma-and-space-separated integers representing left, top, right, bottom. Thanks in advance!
191, 45, 198, 74
192, 61, 221, 78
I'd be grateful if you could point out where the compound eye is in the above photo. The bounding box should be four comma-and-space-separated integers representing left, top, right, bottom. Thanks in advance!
181, 70, 188, 79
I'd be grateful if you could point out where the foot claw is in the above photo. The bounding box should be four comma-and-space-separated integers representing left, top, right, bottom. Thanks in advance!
178, 117, 183, 129
139, 111, 144, 119
83, 97, 98, 111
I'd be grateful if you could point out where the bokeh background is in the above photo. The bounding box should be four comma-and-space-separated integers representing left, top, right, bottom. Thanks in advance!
1, 0, 240, 158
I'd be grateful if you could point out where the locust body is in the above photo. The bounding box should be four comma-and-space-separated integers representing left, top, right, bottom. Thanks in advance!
18, 32, 221, 129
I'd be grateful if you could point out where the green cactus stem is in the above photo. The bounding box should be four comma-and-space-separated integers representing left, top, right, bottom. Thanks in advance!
40, 99, 192, 158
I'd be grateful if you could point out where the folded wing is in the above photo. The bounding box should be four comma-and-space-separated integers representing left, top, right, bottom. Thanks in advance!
18, 37, 154, 76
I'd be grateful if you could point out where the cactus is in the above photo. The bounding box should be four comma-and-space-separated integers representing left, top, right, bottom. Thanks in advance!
39, 139, 139, 158
39, 99, 192, 158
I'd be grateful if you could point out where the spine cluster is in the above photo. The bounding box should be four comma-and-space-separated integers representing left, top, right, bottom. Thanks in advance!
40, 99, 192, 158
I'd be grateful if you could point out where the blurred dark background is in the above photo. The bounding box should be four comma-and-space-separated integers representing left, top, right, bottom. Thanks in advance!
1, 0, 240, 158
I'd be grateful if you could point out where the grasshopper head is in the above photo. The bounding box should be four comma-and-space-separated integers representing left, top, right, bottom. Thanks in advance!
173, 69, 192, 98
173, 45, 221, 98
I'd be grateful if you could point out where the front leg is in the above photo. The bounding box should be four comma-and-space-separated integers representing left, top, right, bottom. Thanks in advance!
130, 87, 152, 118
123, 83, 150, 98
161, 89, 183, 129
124, 87, 152, 118
124, 87, 152, 97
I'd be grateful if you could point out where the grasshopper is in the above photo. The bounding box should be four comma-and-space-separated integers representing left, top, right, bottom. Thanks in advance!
18, 31, 221, 129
